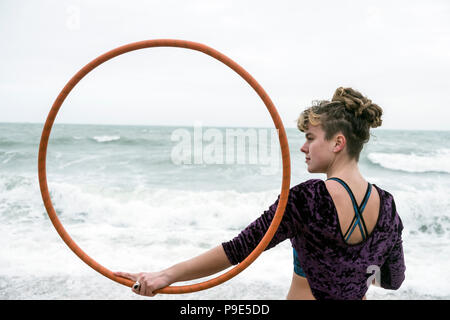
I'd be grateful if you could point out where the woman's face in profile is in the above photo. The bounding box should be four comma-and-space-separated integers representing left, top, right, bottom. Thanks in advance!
300, 124, 335, 173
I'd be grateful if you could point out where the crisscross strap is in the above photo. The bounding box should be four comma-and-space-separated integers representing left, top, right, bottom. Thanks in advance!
326, 177, 372, 242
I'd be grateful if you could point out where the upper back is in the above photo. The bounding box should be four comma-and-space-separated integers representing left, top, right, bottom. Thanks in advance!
290, 178, 402, 299
324, 178, 381, 245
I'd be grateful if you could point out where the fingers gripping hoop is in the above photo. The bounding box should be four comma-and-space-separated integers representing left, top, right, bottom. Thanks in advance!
38, 39, 291, 294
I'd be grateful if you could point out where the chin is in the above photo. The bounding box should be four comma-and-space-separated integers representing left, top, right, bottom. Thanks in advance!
307, 165, 322, 174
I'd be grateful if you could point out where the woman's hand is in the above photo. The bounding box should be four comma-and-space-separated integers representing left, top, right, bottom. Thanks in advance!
113, 270, 173, 297
113, 245, 231, 297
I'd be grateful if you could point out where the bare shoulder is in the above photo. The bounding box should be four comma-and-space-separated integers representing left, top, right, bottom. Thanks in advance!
324, 178, 380, 206
324, 179, 345, 199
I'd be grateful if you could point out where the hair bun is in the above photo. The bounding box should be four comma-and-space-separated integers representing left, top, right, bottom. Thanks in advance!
331, 87, 383, 128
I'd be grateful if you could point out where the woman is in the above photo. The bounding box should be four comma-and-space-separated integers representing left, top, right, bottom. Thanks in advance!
115, 87, 406, 300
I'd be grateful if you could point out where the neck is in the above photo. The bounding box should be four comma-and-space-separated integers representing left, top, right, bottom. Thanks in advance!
326, 156, 364, 182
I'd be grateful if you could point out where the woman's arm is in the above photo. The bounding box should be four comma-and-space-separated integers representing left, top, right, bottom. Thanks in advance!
114, 245, 232, 297
380, 201, 406, 290
167, 245, 232, 282
115, 184, 304, 297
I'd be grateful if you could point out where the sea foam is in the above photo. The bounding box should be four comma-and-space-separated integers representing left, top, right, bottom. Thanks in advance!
92, 135, 121, 143
367, 148, 450, 174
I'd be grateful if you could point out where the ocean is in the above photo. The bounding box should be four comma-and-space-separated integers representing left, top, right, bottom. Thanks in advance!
0, 122, 449, 300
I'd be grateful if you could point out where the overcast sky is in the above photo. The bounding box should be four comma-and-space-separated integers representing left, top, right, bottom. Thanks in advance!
1, 0, 449, 130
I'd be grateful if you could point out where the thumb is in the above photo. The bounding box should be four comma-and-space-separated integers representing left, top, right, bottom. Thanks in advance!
113, 271, 138, 281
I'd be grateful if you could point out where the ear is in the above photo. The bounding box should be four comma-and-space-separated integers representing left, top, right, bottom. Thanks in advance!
334, 134, 346, 152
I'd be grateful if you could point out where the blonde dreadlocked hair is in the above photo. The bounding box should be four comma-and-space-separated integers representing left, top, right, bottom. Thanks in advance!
297, 87, 383, 162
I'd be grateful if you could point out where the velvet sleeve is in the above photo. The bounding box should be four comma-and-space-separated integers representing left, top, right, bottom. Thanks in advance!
380, 200, 406, 290
221, 185, 306, 265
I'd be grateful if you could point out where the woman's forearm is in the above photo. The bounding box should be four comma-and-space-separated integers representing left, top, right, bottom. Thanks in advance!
165, 245, 233, 283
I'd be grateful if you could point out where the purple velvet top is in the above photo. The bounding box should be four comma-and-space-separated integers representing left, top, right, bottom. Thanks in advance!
222, 179, 406, 300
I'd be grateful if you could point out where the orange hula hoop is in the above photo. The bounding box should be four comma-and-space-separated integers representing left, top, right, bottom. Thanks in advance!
38, 39, 291, 294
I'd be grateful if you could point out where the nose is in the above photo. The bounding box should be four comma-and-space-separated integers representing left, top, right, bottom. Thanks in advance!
300, 141, 308, 154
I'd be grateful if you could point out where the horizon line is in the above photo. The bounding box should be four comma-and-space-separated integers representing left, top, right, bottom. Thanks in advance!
0, 121, 448, 132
